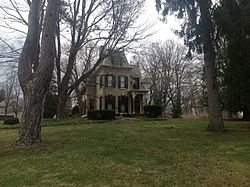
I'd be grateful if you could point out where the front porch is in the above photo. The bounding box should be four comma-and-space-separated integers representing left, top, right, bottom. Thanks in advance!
84, 90, 148, 115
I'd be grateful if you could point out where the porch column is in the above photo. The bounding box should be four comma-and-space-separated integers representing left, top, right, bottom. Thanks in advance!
128, 95, 131, 114
141, 95, 144, 114
96, 97, 100, 110
115, 95, 119, 113
132, 94, 135, 114
102, 95, 105, 110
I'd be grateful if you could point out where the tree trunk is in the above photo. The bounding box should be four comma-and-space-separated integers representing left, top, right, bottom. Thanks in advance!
56, 93, 68, 120
56, 52, 76, 120
198, 0, 225, 131
17, 0, 59, 145
16, 90, 44, 144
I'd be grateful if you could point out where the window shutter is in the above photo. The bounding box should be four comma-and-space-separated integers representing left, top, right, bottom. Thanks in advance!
105, 96, 108, 109
105, 75, 108, 87
99, 96, 102, 110
125, 96, 128, 113
112, 96, 116, 110
118, 96, 121, 112
118, 76, 121, 88
100, 76, 103, 87
113, 76, 116, 88
125, 77, 128, 88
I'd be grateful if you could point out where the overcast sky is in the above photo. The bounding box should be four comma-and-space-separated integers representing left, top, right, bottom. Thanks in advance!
142, 0, 181, 41
0, 0, 180, 43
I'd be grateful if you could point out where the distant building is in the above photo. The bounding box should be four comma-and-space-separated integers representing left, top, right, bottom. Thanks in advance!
82, 50, 149, 115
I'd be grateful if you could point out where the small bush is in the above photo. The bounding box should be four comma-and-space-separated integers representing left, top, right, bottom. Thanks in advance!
4, 117, 19, 125
144, 105, 162, 118
88, 110, 116, 120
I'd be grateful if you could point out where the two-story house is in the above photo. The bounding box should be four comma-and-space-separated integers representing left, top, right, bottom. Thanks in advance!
82, 50, 149, 115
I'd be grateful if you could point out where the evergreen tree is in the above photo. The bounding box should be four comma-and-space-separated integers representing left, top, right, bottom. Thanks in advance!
215, 0, 250, 120
156, 0, 225, 131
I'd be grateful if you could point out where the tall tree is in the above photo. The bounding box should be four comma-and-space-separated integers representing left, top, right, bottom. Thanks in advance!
134, 40, 193, 118
215, 0, 250, 120
16, 0, 59, 145
56, 0, 148, 119
156, 0, 225, 131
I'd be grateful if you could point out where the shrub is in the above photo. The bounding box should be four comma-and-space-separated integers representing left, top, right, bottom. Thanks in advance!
144, 105, 162, 118
72, 105, 79, 116
88, 110, 116, 120
4, 117, 19, 125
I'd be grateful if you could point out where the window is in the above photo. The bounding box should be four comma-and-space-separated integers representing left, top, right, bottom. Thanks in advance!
118, 96, 128, 113
120, 76, 125, 88
132, 78, 139, 89
108, 75, 113, 87
105, 95, 115, 110
120, 104, 126, 113
105, 75, 115, 88
119, 76, 128, 89
107, 104, 113, 110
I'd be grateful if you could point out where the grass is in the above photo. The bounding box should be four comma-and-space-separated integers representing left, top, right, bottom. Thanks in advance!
0, 117, 250, 187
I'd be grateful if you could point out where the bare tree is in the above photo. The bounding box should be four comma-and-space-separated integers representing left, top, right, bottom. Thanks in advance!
134, 40, 194, 117
0, 0, 28, 36
3, 72, 14, 118
181, 55, 205, 117
16, 0, 59, 146
55, 0, 149, 119
11, 77, 22, 118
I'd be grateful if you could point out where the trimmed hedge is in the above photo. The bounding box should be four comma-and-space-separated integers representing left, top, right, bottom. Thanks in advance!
144, 105, 162, 118
4, 117, 19, 125
88, 110, 116, 120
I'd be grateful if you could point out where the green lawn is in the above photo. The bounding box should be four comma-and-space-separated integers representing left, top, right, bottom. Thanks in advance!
0, 118, 250, 187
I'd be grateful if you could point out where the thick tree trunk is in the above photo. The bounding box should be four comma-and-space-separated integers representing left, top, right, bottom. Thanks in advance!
56, 93, 67, 120
75, 87, 85, 116
56, 53, 76, 120
198, 0, 225, 131
16, 90, 44, 145
17, 0, 59, 145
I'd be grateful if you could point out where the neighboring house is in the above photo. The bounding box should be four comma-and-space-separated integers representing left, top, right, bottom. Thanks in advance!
82, 50, 149, 115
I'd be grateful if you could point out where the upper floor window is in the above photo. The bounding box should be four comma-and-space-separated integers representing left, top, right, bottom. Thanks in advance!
105, 75, 115, 88
121, 76, 125, 88
119, 76, 128, 89
132, 78, 139, 89
108, 75, 113, 87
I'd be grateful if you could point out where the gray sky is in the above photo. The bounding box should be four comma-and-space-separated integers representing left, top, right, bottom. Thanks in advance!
0, 0, 182, 79
0, 0, 180, 43
142, 0, 180, 41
